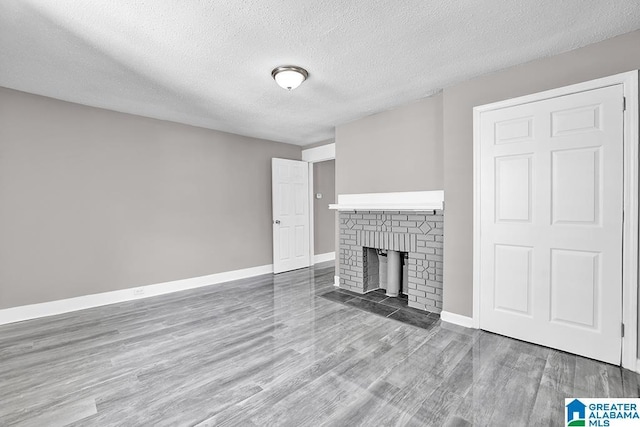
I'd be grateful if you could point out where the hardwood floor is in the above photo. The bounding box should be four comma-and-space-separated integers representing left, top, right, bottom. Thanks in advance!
1, 262, 638, 426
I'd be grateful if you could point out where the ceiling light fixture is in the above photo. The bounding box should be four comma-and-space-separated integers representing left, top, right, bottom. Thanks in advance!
271, 65, 308, 91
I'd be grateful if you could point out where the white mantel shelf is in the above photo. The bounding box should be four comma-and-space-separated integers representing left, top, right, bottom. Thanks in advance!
329, 191, 444, 211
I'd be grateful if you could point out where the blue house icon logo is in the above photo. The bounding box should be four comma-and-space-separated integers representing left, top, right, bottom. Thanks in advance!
566, 399, 586, 426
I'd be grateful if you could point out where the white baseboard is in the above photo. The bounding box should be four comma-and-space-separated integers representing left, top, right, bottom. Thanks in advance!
314, 251, 336, 264
635, 359, 640, 375
334, 275, 340, 287
440, 311, 475, 328
0, 264, 273, 326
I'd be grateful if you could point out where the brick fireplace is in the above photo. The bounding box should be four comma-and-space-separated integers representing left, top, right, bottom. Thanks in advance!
330, 192, 444, 314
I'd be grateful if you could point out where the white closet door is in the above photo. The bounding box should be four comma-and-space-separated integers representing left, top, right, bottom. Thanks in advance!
478, 84, 624, 364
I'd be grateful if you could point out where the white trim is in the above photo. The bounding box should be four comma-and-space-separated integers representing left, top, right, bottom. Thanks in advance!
0, 264, 273, 326
474, 72, 635, 113
308, 162, 315, 265
330, 191, 444, 211
636, 359, 640, 375
621, 71, 639, 372
472, 70, 639, 369
334, 275, 340, 287
473, 103, 482, 330
302, 143, 336, 273
440, 311, 475, 328
314, 251, 336, 264
302, 143, 335, 163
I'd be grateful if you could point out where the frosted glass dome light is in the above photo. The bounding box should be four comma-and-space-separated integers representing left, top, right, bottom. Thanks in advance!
271, 66, 308, 90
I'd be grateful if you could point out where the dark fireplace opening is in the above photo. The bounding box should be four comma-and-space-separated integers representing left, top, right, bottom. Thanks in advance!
364, 248, 409, 297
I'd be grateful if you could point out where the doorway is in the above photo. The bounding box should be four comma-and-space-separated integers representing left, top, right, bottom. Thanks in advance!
311, 159, 335, 264
272, 143, 336, 274
473, 71, 639, 367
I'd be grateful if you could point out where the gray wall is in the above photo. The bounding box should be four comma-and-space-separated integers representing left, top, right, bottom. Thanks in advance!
0, 87, 301, 309
313, 160, 335, 255
442, 29, 640, 318
335, 93, 443, 194
333, 29, 640, 330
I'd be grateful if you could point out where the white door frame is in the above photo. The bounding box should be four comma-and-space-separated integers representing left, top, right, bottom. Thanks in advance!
302, 143, 336, 265
473, 71, 639, 369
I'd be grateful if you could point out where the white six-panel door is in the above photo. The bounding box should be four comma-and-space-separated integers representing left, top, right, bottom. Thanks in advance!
272, 158, 310, 274
478, 85, 624, 364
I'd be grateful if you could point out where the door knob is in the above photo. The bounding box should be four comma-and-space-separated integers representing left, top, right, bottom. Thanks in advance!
274, 220, 280, 224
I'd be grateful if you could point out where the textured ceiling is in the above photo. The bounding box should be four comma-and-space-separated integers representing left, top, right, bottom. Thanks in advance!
1, 1, 640, 145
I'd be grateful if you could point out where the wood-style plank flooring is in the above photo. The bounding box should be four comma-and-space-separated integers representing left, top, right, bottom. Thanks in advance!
1, 262, 638, 426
